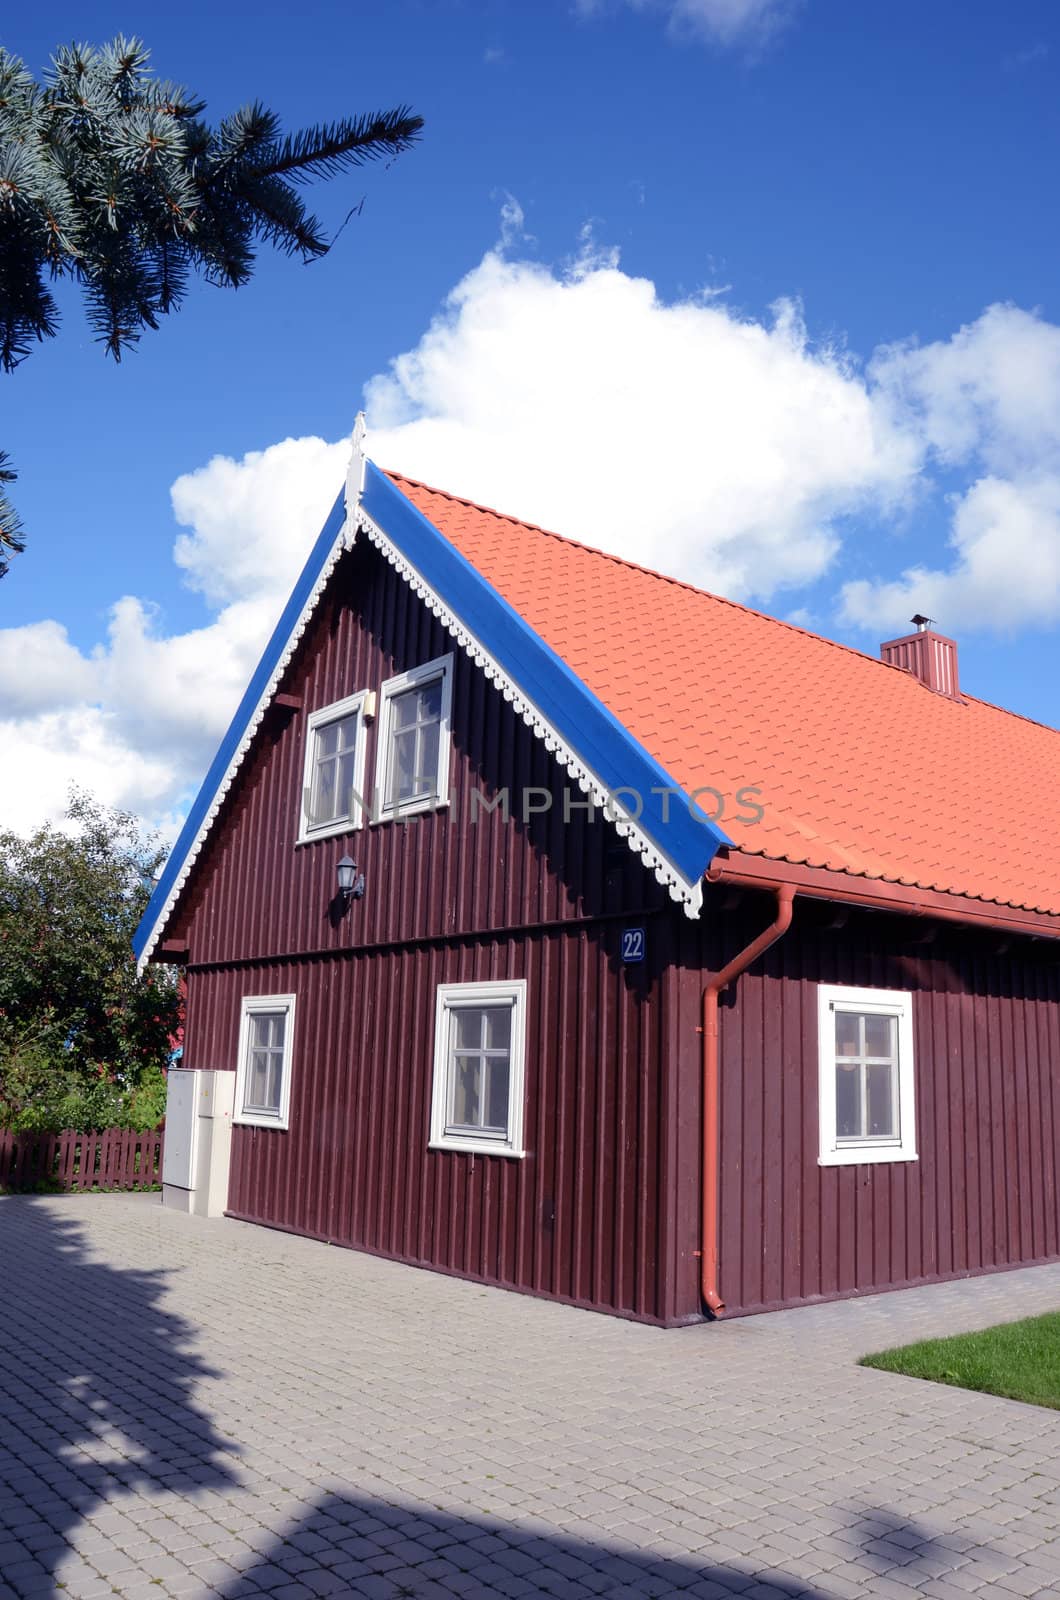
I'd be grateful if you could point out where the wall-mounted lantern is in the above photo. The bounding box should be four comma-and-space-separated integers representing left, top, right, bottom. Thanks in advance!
336, 854, 366, 902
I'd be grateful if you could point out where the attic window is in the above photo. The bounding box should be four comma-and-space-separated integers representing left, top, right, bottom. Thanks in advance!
376, 654, 454, 821
817, 984, 917, 1166
298, 691, 369, 843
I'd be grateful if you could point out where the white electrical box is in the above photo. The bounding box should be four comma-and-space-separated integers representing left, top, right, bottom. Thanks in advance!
162, 1068, 236, 1217
162, 1069, 200, 1189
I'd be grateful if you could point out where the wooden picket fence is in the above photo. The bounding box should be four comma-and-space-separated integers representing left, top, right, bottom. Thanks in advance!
0, 1127, 163, 1193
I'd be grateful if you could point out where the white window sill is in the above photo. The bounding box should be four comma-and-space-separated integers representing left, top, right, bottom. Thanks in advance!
819, 1145, 918, 1167
295, 816, 362, 847
429, 1136, 526, 1159
234, 1111, 290, 1131
371, 794, 450, 825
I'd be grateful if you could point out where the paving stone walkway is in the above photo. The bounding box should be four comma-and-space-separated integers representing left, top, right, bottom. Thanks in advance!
3, 1194, 1060, 1600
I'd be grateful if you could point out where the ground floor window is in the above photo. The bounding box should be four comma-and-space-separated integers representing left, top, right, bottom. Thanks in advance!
234, 993, 296, 1129
430, 979, 527, 1157
817, 984, 916, 1165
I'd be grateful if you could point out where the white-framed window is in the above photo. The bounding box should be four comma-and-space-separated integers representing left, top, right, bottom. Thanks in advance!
233, 994, 296, 1130
376, 654, 453, 821
429, 980, 527, 1157
818, 984, 917, 1166
297, 691, 370, 843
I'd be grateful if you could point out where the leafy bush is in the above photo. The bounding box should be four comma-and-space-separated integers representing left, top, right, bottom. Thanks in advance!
0, 1042, 167, 1134
0, 793, 180, 1131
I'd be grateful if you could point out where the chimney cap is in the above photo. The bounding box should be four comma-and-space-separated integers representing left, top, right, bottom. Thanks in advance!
881, 621, 960, 699
911, 613, 933, 631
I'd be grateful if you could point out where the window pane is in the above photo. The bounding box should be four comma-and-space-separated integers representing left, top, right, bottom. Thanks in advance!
418, 720, 441, 794
835, 1060, 861, 1138
247, 1050, 271, 1108
251, 1014, 280, 1048
335, 714, 358, 753
391, 728, 418, 801
453, 1008, 485, 1049
314, 760, 337, 822
451, 1056, 481, 1128
337, 751, 357, 813
484, 1007, 511, 1051
834, 1011, 860, 1057
864, 1012, 897, 1059
265, 1056, 283, 1113
485, 1057, 510, 1132
418, 678, 443, 722
392, 687, 421, 731
309, 716, 359, 826
866, 1062, 897, 1138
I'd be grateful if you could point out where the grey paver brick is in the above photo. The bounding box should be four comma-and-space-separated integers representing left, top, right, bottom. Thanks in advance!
5, 1195, 1060, 1600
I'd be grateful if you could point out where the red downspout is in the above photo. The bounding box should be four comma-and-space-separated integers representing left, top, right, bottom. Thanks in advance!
701, 881, 795, 1316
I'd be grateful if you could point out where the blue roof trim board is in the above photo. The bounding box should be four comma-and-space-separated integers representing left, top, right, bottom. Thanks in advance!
359, 461, 730, 884
133, 490, 346, 962
135, 452, 731, 964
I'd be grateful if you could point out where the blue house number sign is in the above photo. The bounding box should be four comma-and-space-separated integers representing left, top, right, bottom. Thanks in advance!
621, 927, 646, 964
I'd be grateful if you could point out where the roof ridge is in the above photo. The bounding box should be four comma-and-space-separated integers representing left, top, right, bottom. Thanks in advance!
386, 470, 1059, 738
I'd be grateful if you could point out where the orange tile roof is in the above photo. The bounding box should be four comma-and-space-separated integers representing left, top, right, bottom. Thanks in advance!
391, 473, 1060, 920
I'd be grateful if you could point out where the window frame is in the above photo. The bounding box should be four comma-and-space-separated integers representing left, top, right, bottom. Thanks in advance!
817, 983, 917, 1166
233, 993, 297, 1130
429, 979, 528, 1158
296, 690, 370, 845
374, 654, 454, 823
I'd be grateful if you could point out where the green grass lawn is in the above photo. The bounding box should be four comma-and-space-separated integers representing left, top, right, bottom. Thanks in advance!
861, 1311, 1060, 1409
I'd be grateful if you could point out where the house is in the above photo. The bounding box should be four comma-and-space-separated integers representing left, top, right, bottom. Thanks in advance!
135, 422, 1060, 1323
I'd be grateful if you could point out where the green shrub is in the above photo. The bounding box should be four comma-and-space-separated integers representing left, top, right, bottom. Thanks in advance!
0, 1036, 167, 1133
0, 793, 180, 1133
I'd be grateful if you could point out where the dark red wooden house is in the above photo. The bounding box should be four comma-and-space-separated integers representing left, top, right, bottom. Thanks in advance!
136, 424, 1060, 1323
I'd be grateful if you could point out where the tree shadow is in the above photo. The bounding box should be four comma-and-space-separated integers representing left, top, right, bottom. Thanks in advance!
209, 1489, 966, 1599
0, 1195, 237, 1598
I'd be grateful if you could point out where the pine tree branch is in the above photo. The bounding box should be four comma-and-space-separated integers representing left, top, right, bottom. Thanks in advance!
247, 109, 423, 183
0, 37, 424, 572
0, 454, 25, 577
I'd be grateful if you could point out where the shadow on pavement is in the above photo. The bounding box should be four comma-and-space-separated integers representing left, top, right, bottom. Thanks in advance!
211, 1489, 826, 1599
0, 1196, 237, 1598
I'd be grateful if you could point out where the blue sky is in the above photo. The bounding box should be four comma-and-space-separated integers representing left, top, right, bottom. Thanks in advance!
2, 0, 1059, 832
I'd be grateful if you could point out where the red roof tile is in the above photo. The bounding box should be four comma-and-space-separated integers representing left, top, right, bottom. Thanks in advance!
390, 473, 1060, 919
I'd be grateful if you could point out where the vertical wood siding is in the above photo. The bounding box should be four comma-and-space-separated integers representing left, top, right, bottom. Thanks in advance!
173, 540, 679, 1322
170, 542, 661, 964
186, 927, 670, 1320
675, 895, 1060, 1318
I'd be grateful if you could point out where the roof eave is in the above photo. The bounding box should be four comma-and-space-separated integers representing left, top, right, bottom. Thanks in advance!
709, 849, 1060, 942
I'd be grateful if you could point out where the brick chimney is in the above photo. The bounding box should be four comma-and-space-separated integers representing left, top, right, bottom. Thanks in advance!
880, 615, 961, 700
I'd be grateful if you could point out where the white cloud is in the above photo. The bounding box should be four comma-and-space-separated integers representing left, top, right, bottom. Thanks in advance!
0, 708, 177, 837
841, 475, 1060, 635
367, 241, 917, 600
842, 306, 1060, 634
869, 304, 1060, 477
579, 0, 799, 49
0, 438, 345, 836
0, 621, 96, 717
171, 436, 347, 607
